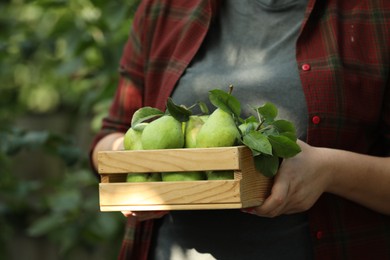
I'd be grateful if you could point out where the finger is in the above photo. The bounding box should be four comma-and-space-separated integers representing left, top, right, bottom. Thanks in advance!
240, 207, 256, 215
121, 210, 168, 220
254, 175, 290, 217
121, 211, 135, 217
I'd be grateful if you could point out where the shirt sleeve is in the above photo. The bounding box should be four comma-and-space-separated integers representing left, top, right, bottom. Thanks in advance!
88, 1, 147, 175
382, 79, 390, 155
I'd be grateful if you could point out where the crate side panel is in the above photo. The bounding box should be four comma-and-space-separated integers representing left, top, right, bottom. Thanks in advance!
100, 203, 243, 211
98, 147, 241, 174
99, 180, 241, 206
238, 148, 273, 207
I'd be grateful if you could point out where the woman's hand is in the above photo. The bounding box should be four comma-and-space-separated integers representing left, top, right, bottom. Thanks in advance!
243, 139, 390, 217
94, 134, 169, 221
243, 140, 332, 217
121, 210, 169, 221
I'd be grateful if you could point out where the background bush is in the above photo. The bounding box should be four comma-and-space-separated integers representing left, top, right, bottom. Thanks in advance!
0, 0, 140, 259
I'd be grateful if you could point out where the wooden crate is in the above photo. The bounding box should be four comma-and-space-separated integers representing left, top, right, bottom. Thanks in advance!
97, 146, 273, 211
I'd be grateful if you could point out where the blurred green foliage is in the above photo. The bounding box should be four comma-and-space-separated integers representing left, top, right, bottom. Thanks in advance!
1, 0, 139, 128
0, 0, 140, 258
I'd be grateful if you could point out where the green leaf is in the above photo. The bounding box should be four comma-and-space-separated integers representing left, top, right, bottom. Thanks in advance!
131, 107, 164, 129
209, 89, 241, 117
268, 135, 301, 158
57, 145, 83, 166
166, 97, 192, 122
269, 119, 298, 141
257, 102, 278, 122
253, 154, 280, 177
259, 124, 278, 136
35, 0, 67, 8
48, 189, 81, 213
242, 131, 273, 156
28, 214, 66, 236
281, 132, 298, 142
243, 115, 258, 123
238, 121, 258, 136
273, 120, 296, 135
21, 131, 50, 147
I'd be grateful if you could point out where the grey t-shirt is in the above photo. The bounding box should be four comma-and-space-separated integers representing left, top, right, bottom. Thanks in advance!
150, 0, 311, 259
171, 0, 308, 139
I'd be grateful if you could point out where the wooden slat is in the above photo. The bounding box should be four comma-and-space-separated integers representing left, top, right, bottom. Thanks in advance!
100, 203, 244, 211
99, 180, 240, 207
97, 147, 241, 174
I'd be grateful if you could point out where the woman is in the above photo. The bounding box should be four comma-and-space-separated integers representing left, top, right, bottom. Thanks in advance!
90, 0, 390, 259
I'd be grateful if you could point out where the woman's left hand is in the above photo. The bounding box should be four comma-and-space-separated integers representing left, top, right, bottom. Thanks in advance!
242, 140, 332, 217
121, 210, 168, 221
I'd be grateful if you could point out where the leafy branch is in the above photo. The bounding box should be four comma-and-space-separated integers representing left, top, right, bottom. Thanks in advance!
207, 86, 301, 177
129, 86, 301, 177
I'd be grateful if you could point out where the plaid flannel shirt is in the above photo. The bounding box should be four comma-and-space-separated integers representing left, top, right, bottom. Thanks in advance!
90, 0, 390, 259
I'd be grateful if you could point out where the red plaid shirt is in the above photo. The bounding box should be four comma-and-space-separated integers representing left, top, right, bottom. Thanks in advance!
91, 0, 390, 259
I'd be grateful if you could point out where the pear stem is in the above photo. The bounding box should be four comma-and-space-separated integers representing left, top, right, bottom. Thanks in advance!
187, 103, 197, 110
258, 124, 273, 133
256, 109, 264, 131
228, 84, 234, 95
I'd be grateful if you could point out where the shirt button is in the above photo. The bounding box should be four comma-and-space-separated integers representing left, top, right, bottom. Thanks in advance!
316, 231, 323, 239
312, 116, 321, 125
302, 63, 311, 71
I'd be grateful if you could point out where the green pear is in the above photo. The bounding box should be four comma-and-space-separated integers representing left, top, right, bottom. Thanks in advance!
124, 125, 152, 182
206, 170, 234, 180
196, 108, 240, 148
184, 115, 206, 148
124, 127, 149, 182
124, 127, 143, 150
199, 114, 210, 123
127, 172, 163, 182
161, 116, 207, 181
126, 173, 148, 182
141, 115, 184, 149
161, 171, 206, 181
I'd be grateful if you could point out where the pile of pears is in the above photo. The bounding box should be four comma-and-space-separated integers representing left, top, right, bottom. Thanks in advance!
124, 86, 301, 182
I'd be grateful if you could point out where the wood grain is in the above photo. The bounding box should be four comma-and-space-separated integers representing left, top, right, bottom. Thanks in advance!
97, 146, 273, 211
98, 147, 241, 174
